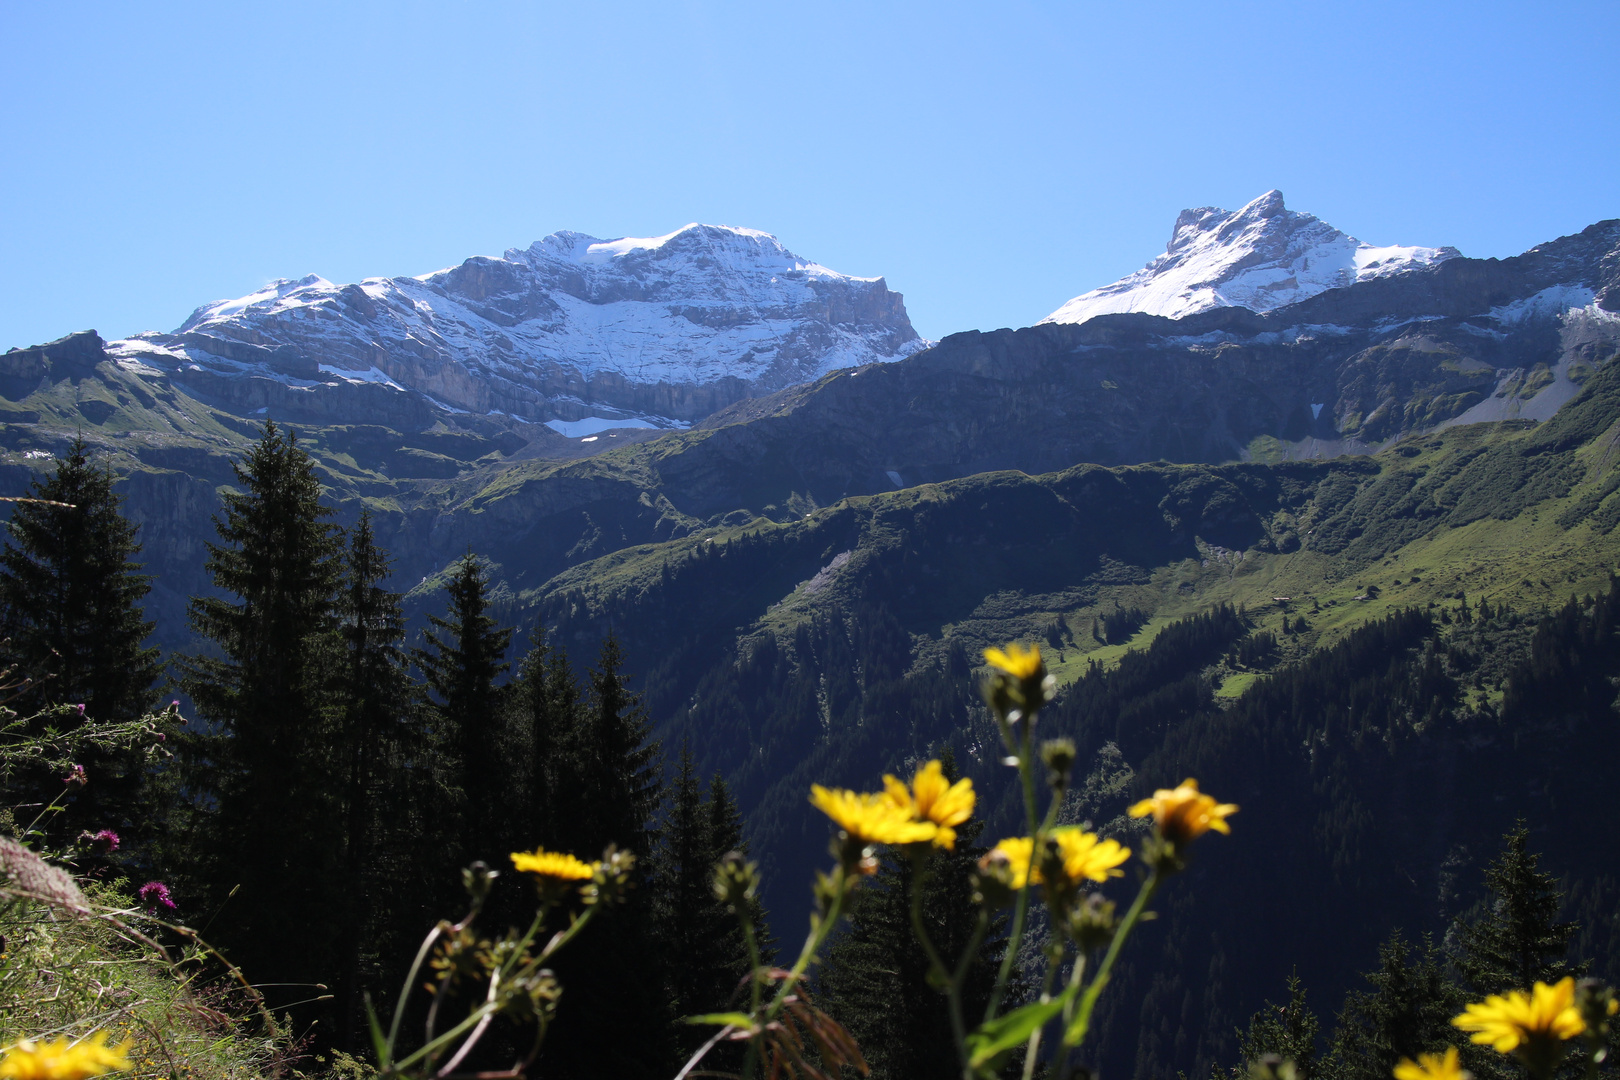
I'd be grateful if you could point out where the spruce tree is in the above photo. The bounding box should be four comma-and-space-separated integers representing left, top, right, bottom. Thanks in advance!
509, 623, 579, 852
1323, 934, 1458, 1080
332, 511, 418, 1047
410, 552, 513, 863
0, 437, 163, 839
1237, 975, 1321, 1080
0, 436, 161, 721
178, 421, 345, 999
1452, 826, 1579, 996
540, 633, 673, 1080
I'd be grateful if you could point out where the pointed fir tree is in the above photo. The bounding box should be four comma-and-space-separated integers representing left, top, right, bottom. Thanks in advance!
177, 421, 346, 999
540, 633, 674, 1080
0, 436, 161, 721
410, 552, 513, 864
509, 622, 579, 852
0, 436, 163, 840
1236, 974, 1321, 1080
1452, 825, 1580, 996
1323, 933, 1460, 1080
331, 510, 420, 1047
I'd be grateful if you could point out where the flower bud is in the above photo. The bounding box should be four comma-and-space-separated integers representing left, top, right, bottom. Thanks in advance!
1041, 738, 1077, 790
973, 850, 1017, 908
461, 861, 497, 907
583, 845, 636, 906
713, 851, 761, 911
1067, 892, 1119, 952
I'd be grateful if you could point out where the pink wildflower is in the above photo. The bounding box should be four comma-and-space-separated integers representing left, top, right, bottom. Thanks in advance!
64, 764, 87, 786
93, 829, 120, 852
138, 881, 175, 912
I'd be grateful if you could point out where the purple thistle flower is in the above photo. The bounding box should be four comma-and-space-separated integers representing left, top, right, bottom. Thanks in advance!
93, 829, 120, 852
76, 703, 85, 715
138, 880, 175, 912
64, 763, 87, 786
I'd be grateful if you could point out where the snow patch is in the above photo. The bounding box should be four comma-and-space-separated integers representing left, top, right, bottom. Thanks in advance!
1489, 284, 1597, 325
545, 416, 665, 438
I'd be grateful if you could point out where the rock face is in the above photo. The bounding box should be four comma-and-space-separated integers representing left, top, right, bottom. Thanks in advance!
1043, 190, 1459, 325
107, 224, 925, 431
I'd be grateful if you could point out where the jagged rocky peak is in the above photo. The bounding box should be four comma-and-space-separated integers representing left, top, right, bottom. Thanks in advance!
1042, 190, 1460, 325
114, 224, 925, 430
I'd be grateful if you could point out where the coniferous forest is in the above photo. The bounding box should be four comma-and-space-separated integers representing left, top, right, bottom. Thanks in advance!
3, 409, 1619, 1080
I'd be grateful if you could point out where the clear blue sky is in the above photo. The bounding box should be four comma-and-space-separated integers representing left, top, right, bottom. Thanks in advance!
3, 0, 1617, 349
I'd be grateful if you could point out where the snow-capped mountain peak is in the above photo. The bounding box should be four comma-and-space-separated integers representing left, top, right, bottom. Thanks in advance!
118, 224, 924, 429
1042, 190, 1459, 326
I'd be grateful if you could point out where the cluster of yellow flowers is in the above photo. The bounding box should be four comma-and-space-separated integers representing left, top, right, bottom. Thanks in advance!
0, 1032, 130, 1080
810, 758, 977, 853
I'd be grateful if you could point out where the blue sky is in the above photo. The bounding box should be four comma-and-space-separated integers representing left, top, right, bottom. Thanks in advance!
3, 0, 1617, 349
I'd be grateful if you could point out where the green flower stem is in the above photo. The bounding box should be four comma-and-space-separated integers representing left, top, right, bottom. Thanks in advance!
1021, 951, 1067, 1080
384, 924, 446, 1065
985, 720, 1041, 1024
732, 888, 767, 1080
384, 901, 595, 1077
1060, 871, 1158, 1054
949, 911, 991, 1080
905, 854, 971, 1075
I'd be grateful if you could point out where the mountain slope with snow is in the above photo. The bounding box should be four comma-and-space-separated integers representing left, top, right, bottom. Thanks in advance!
1042, 190, 1459, 326
111, 224, 925, 428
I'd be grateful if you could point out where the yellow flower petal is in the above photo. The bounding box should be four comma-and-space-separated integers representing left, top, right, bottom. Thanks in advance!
0, 1031, 132, 1080
1051, 826, 1131, 883
1128, 778, 1237, 842
810, 784, 938, 847
984, 643, 1043, 680
1393, 1047, 1467, 1080
1452, 977, 1585, 1054
881, 760, 977, 848
510, 846, 596, 881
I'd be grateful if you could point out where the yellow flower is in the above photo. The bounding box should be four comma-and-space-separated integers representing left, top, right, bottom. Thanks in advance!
983, 828, 1129, 889
0, 1031, 132, 1079
985, 836, 1035, 889
1452, 977, 1585, 1054
1050, 826, 1131, 883
1128, 778, 1237, 843
811, 785, 938, 847
984, 643, 1043, 680
510, 846, 596, 881
1393, 1047, 1469, 1080
882, 760, 975, 849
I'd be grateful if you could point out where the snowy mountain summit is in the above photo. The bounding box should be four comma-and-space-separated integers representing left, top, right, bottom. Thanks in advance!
114, 224, 923, 431
1042, 190, 1459, 326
